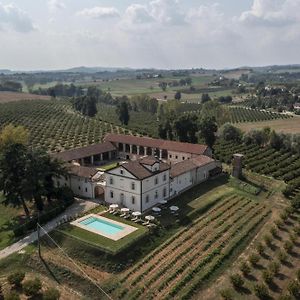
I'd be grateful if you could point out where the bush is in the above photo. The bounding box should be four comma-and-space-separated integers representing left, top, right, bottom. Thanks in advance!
0, 284, 3, 300
277, 249, 288, 262
287, 280, 300, 298
297, 269, 300, 281
7, 271, 25, 287
230, 273, 244, 289
289, 232, 297, 244
239, 261, 251, 276
43, 288, 60, 300
278, 294, 292, 300
23, 277, 42, 297
263, 234, 272, 247
275, 218, 284, 229
268, 261, 280, 276
255, 242, 265, 256
270, 226, 277, 237
253, 283, 269, 299
283, 240, 293, 253
262, 270, 274, 285
219, 288, 233, 300
5, 291, 20, 300
249, 253, 260, 266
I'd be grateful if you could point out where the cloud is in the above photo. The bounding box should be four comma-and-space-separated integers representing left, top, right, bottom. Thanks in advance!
0, 3, 34, 33
77, 6, 120, 19
239, 0, 300, 26
124, 4, 154, 24
48, 0, 65, 13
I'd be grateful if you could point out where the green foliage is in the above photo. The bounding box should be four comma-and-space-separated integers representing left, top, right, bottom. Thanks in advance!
5, 291, 20, 300
255, 242, 265, 256
72, 95, 98, 117
270, 226, 277, 237
23, 277, 42, 297
43, 288, 60, 300
263, 234, 272, 247
219, 288, 233, 300
7, 271, 25, 287
248, 253, 260, 266
230, 273, 244, 289
262, 269, 274, 285
268, 261, 280, 276
287, 280, 300, 298
0, 124, 29, 149
198, 116, 218, 149
220, 123, 243, 143
283, 240, 293, 253
277, 249, 288, 262
253, 283, 269, 299
239, 261, 251, 276
116, 101, 130, 125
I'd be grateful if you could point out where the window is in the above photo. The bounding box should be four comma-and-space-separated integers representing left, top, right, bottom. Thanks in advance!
120, 169, 124, 175
132, 196, 135, 204
110, 191, 114, 198
131, 182, 135, 190
155, 177, 158, 185
163, 174, 167, 181
85, 188, 88, 192
78, 186, 81, 190
109, 177, 113, 184
169, 154, 172, 158
146, 195, 149, 203
85, 178, 88, 183
155, 190, 158, 199
175, 155, 178, 159
183, 157, 185, 160
163, 187, 167, 197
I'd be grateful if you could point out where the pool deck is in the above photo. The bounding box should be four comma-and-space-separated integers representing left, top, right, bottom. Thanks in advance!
71, 214, 138, 241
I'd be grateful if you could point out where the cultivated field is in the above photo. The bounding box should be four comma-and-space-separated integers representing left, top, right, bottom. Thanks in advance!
0, 91, 50, 103
236, 116, 300, 134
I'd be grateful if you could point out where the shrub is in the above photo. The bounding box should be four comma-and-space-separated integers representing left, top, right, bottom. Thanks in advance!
219, 288, 233, 300
23, 277, 42, 297
253, 283, 269, 299
239, 261, 251, 276
255, 242, 265, 256
293, 225, 300, 234
249, 253, 260, 266
43, 288, 60, 300
262, 270, 274, 285
280, 211, 289, 222
270, 226, 277, 237
287, 280, 300, 298
263, 234, 272, 247
268, 261, 280, 276
5, 291, 20, 300
277, 249, 288, 262
278, 294, 292, 300
230, 273, 244, 289
275, 218, 284, 229
297, 269, 300, 281
289, 232, 297, 244
283, 240, 293, 253
0, 284, 3, 300
7, 271, 25, 287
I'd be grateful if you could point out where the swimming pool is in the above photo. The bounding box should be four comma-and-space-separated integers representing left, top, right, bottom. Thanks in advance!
80, 216, 124, 235
71, 214, 138, 241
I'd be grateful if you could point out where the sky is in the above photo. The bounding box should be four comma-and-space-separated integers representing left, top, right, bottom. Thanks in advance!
0, 0, 300, 70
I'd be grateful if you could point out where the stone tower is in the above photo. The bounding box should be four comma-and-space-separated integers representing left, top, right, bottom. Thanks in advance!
232, 153, 244, 179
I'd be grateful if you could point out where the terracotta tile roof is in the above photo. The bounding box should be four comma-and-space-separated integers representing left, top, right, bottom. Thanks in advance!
139, 156, 160, 166
170, 155, 215, 178
67, 164, 99, 178
108, 159, 170, 180
53, 141, 116, 162
104, 133, 209, 155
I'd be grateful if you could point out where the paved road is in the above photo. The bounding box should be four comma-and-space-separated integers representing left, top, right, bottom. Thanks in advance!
0, 198, 99, 260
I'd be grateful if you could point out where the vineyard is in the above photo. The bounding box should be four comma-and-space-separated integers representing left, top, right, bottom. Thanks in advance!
112, 193, 270, 300
0, 100, 130, 152
229, 106, 291, 123
214, 139, 300, 200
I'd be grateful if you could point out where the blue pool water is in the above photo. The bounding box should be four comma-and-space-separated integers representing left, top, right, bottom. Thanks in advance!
80, 217, 124, 235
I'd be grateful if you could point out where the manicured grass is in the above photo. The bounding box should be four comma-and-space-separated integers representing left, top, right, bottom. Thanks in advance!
98, 162, 119, 171
0, 194, 20, 250
57, 214, 149, 255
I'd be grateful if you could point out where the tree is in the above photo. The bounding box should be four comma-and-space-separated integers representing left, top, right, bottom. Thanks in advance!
159, 82, 168, 91
7, 271, 25, 287
174, 114, 198, 143
230, 273, 244, 289
23, 278, 42, 297
43, 288, 60, 300
201, 93, 211, 103
220, 123, 243, 142
0, 284, 3, 300
0, 124, 29, 150
116, 101, 130, 125
174, 91, 181, 101
0, 143, 30, 217
198, 116, 218, 149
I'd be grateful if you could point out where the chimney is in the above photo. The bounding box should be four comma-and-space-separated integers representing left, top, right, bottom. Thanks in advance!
232, 154, 244, 179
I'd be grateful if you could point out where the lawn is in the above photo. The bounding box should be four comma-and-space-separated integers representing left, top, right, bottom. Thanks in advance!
98, 162, 119, 171
0, 194, 21, 250
57, 212, 149, 255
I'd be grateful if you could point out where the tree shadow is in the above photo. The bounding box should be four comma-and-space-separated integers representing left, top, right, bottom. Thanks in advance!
282, 260, 293, 268
273, 234, 282, 241
40, 256, 60, 284
268, 243, 278, 252
261, 252, 271, 260
235, 286, 252, 295
276, 272, 288, 281
288, 249, 300, 259
253, 263, 265, 270
268, 281, 281, 294
245, 273, 257, 282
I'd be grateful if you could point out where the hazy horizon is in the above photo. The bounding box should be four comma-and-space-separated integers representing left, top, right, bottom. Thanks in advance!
1, 0, 300, 71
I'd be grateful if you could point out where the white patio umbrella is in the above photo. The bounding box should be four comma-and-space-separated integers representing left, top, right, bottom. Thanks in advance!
170, 206, 179, 212
132, 211, 142, 217
110, 204, 119, 209
145, 215, 155, 221
152, 207, 161, 213
158, 200, 167, 205
121, 208, 130, 213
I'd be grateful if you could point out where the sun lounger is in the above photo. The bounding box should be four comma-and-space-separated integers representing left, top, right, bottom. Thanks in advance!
147, 223, 157, 228
134, 218, 142, 223
131, 217, 138, 221
120, 213, 126, 217
123, 214, 130, 219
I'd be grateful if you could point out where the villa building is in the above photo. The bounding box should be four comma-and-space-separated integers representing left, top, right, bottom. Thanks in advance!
54, 134, 221, 212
